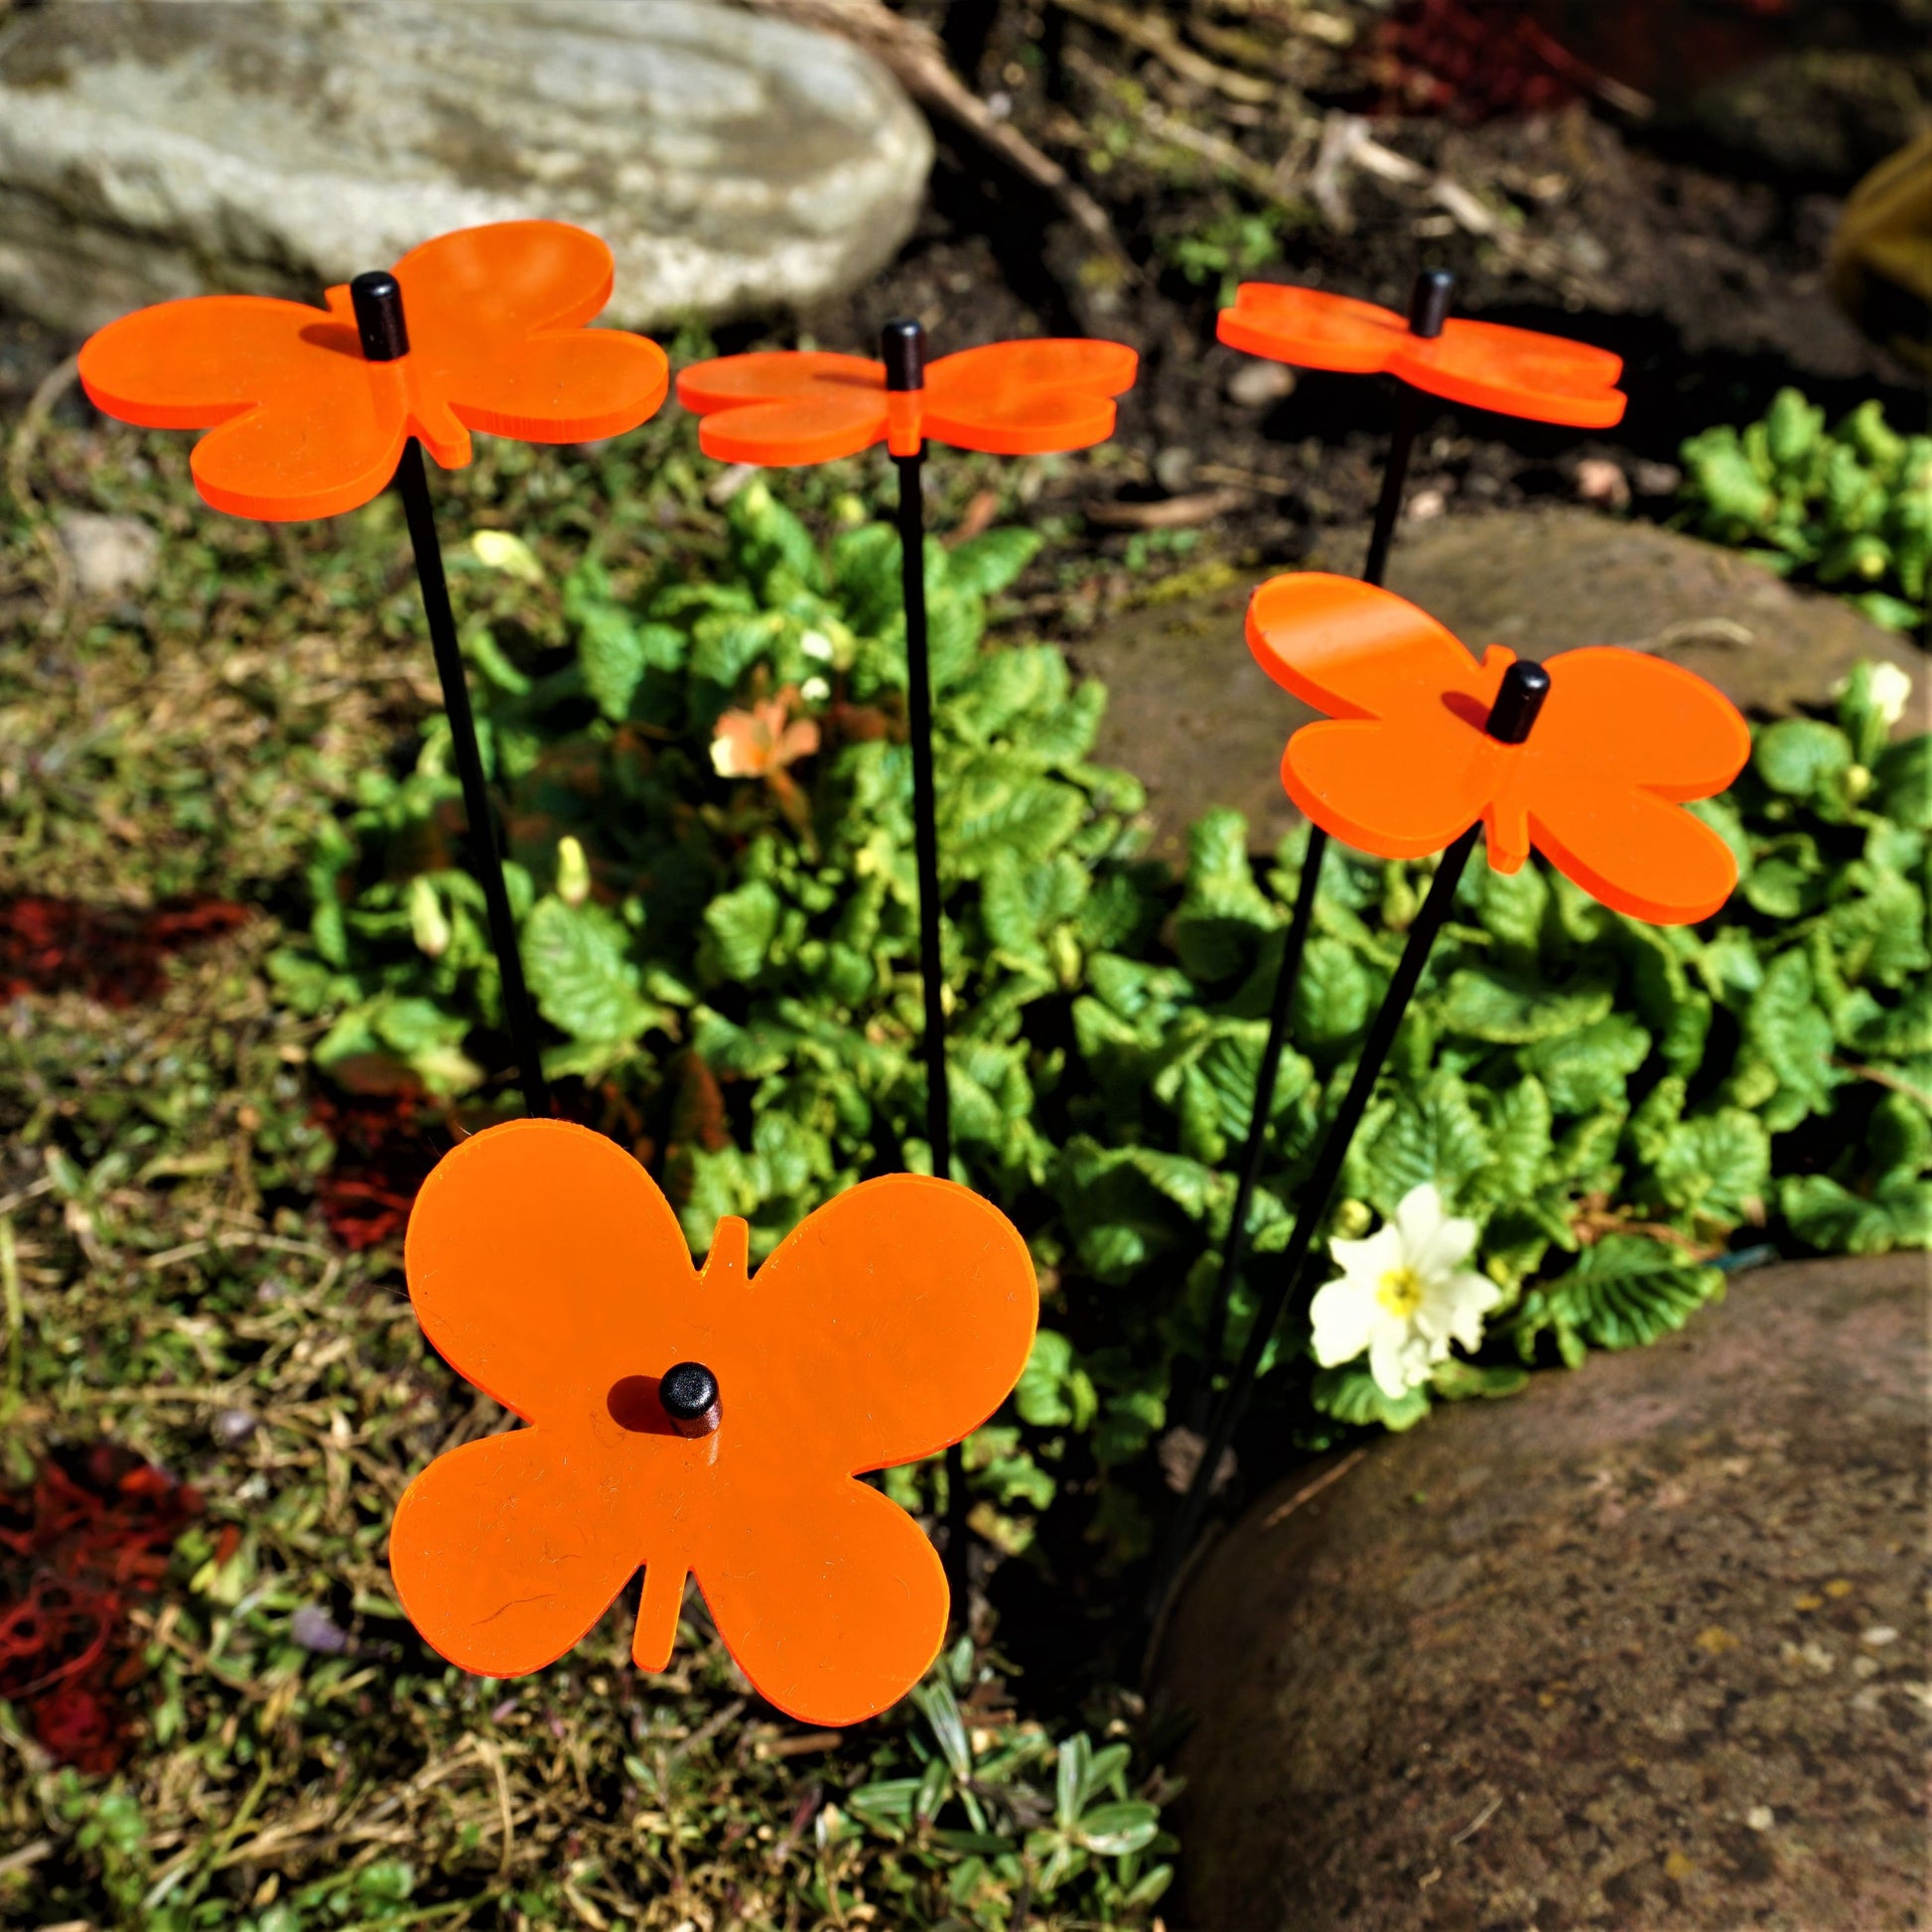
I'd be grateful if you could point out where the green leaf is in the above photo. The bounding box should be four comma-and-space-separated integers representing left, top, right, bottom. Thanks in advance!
1291, 936, 1372, 1053
1075, 1802, 1162, 1858
1016, 1329, 1098, 1430
521, 897, 660, 1045
1528, 1235, 1723, 1351
1522, 1015, 1651, 1115
1781, 1172, 1932, 1254
1753, 718, 1853, 801
1358, 1072, 1490, 1216
948, 527, 1042, 599
1438, 967, 1612, 1043
1311, 1364, 1431, 1432
701, 881, 782, 985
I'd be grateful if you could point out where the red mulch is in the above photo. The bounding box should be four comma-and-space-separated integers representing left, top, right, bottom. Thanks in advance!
0, 1444, 202, 1772
0, 896, 250, 1007
308, 1088, 449, 1252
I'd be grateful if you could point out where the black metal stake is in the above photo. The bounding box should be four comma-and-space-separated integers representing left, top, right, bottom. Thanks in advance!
1151, 656, 1549, 1621
349, 272, 552, 1118
884, 318, 969, 1602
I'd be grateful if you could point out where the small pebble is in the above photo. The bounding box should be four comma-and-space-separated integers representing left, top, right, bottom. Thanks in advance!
210, 1408, 258, 1448
291, 1605, 351, 1655
1633, 459, 1683, 496
1574, 458, 1631, 509
1406, 487, 1448, 522
1154, 446, 1196, 493
1746, 1804, 1775, 1832
1861, 1626, 1899, 1647
1227, 359, 1298, 409
57, 511, 160, 599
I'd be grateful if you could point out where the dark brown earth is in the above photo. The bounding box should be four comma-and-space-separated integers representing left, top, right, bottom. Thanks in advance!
1155, 1252, 1931, 1932
1073, 508, 1922, 862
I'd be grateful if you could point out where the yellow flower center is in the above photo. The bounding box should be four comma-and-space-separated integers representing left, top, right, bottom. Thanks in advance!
1377, 1265, 1424, 1318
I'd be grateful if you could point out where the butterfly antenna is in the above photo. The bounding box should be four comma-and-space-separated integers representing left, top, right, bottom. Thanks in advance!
349, 270, 554, 1119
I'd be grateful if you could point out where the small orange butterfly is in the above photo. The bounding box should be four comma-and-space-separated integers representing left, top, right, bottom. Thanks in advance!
1218, 283, 1625, 428
677, 339, 1139, 465
390, 1120, 1037, 1725
78, 221, 669, 520
1246, 573, 1749, 924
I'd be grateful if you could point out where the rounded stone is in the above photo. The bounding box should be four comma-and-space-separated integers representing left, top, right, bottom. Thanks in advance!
1155, 1255, 1929, 1931
0, 0, 932, 334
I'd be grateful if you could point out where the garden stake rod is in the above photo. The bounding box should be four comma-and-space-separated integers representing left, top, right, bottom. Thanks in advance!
883, 316, 970, 1602
1153, 654, 1552, 1617
1193, 268, 1455, 1419
349, 271, 554, 1120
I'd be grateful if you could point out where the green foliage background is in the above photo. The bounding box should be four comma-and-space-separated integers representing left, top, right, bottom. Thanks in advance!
1679, 388, 1932, 634
293, 478, 1930, 1557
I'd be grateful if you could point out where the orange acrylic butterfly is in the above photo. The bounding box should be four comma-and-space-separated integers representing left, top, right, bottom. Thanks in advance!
1218, 283, 1625, 429
676, 339, 1139, 465
1246, 573, 1750, 924
389, 1120, 1037, 1725
77, 221, 669, 521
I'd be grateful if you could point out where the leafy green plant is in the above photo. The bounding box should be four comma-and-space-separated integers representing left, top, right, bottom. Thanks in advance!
283, 466, 1929, 1581
1678, 388, 1931, 632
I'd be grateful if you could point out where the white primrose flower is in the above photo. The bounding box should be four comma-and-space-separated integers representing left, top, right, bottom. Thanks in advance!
1310, 1182, 1502, 1401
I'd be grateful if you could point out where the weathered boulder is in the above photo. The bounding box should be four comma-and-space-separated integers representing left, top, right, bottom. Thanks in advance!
0, 0, 932, 334
1073, 510, 1922, 864
1156, 1254, 1930, 1932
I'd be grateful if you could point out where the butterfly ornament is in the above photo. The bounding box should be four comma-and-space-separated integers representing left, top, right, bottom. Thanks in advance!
1246, 572, 1751, 923
1218, 278, 1626, 430
78, 221, 669, 519
676, 332, 1138, 465
390, 1120, 1038, 1725
1156, 571, 1751, 1606
76, 222, 669, 1117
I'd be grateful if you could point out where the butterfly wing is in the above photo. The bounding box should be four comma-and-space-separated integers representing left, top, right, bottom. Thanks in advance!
390, 1425, 653, 1678
676, 350, 888, 465
78, 296, 408, 519
395, 220, 669, 457
686, 1173, 1036, 1722
1247, 571, 1508, 859
921, 340, 1139, 455
1216, 284, 1407, 373
1396, 320, 1626, 429
389, 1120, 711, 1675
1518, 648, 1750, 923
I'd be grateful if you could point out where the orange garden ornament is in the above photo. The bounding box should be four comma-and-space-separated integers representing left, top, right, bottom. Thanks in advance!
77, 221, 669, 520
1246, 573, 1750, 924
390, 1120, 1037, 1725
1217, 275, 1627, 431
1156, 568, 1750, 1607
76, 222, 670, 1116
676, 336, 1139, 465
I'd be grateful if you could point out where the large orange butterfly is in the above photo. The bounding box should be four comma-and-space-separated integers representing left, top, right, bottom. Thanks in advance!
676, 339, 1139, 465
1218, 283, 1625, 428
389, 1120, 1037, 1725
1246, 573, 1749, 924
78, 221, 669, 520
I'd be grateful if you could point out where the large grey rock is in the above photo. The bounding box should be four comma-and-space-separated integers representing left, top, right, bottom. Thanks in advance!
1156, 1255, 1930, 1932
0, 0, 932, 334
1073, 510, 1923, 865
